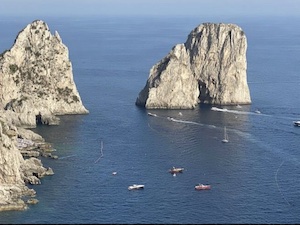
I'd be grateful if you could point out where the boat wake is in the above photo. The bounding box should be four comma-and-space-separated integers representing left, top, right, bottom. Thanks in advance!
165, 115, 300, 164
211, 106, 299, 120
275, 161, 291, 206
168, 117, 218, 129
211, 106, 262, 115
168, 118, 204, 126
59, 154, 77, 159
146, 111, 300, 165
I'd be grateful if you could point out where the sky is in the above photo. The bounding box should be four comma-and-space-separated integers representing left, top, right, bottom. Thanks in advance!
1, 0, 300, 18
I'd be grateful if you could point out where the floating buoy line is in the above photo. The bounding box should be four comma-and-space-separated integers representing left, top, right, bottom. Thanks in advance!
275, 161, 291, 206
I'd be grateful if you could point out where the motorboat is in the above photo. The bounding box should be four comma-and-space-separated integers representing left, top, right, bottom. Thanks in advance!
147, 112, 157, 117
255, 109, 261, 114
293, 121, 300, 127
167, 117, 176, 122
195, 184, 211, 190
169, 167, 184, 174
128, 184, 145, 190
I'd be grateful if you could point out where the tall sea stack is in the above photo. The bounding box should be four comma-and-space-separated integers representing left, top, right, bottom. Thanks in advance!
136, 23, 251, 109
0, 20, 88, 127
0, 20, 88, 211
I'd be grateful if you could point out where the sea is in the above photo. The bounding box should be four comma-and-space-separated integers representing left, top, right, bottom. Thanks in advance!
0, 13, 299, 224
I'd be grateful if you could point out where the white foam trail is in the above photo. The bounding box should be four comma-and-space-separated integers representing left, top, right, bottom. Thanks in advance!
168, 118, 219, 130
168, 116, 300, 165
169, 118, 203, 126
231, 128, 300, 165
148, 112, 300, 164
211, 106, 228, 112
211, 106, 255, 115
211, 106, 299, 120
59, 154, 77, 159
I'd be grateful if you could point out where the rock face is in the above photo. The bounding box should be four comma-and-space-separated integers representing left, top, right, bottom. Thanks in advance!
0, 20, 88, 127
0, 113, 51, 211
136, 23, 251, 109
0, 20, 87, 211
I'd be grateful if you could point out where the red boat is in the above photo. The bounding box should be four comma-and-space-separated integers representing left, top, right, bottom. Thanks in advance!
168, 167, 184, 174
195, 184, 211, 190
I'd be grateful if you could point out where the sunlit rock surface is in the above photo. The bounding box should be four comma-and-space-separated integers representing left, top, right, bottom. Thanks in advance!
136, 23, 251, 109
0, 20, 88, 127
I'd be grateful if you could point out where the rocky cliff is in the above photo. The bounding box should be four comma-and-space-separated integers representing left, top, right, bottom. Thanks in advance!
0, 112, 55, 211
136, 23, 251, 109
0, 20, 87, 211
0, 20, 88, 127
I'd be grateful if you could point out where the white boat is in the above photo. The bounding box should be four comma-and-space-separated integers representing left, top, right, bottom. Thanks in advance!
147, 112, 157, 117
293, 121, 300, 127
168, 167, 184, 174
128, 184, 145, 190
195, 183, 211, 190
222, 126, 229, 143
255, 109, 261, 114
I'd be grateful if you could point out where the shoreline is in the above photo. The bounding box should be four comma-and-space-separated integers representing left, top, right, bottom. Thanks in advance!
0, 114, 57, 212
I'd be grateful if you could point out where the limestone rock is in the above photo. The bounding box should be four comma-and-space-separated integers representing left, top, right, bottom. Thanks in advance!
0, 184, 36, 211
0, 114, 39, 210
0, 20, 89, 127
0, 19, 87, 211
0, 116, 24, 186
26, 198, 39, 205
136, 23, 251, 109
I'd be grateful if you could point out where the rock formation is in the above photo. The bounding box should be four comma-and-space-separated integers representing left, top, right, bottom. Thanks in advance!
0, 113, 54, 211
0, 20, 88, 211
136, 23, 251, 109
0, 20, 88, 127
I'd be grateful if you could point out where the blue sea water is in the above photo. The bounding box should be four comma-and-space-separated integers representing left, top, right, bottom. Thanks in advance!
0, 14, 300, 224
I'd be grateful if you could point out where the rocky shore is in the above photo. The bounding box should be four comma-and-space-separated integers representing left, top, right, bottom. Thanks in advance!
0, 113, 56, 211
0, 20, 88, 211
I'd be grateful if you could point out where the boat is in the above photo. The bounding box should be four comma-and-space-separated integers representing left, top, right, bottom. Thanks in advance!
293, 121, 300, 127
221, 126, 229, 143
147, 112, 157, 117
168, 167, 184, 174
195, 183, 211, 190
167, 116, 173, 121
128, 184, 145, 190
255, 109, 261, 114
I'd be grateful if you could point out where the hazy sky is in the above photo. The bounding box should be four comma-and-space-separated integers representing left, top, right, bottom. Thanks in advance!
1, 0, 300, 17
